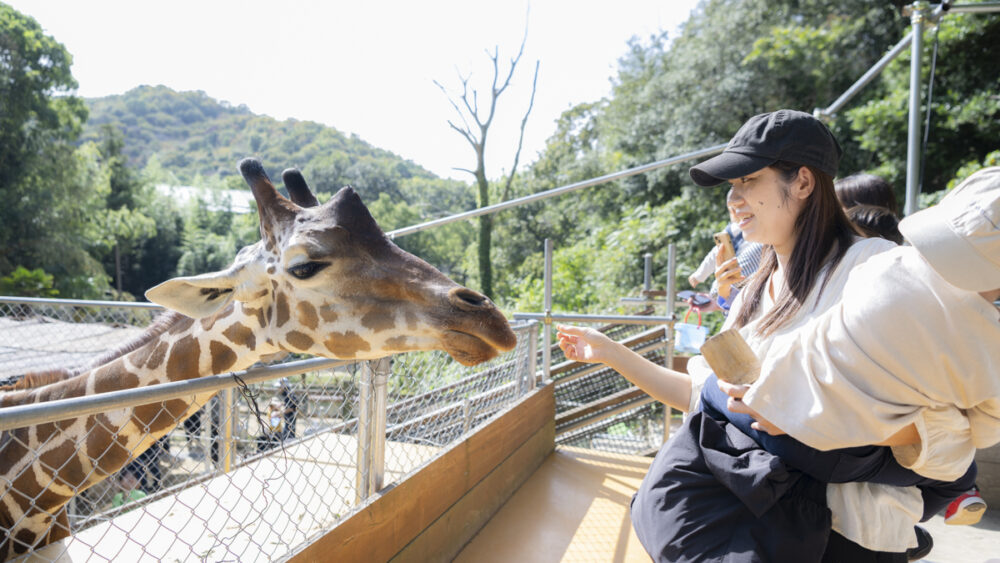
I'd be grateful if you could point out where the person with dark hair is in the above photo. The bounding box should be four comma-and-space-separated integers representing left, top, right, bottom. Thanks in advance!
845, 203, 904, 244
123, 435, 169, 493
835, 172, 899, 215
557, 110, 972, 561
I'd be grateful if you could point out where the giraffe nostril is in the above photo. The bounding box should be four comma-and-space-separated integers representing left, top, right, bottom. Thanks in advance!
449, 287, 489, 310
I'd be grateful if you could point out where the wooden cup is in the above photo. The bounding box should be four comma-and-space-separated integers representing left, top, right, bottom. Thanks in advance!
700, 328, 760, 385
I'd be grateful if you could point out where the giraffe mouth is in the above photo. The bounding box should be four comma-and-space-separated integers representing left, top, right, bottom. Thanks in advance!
441, 330, 504, 366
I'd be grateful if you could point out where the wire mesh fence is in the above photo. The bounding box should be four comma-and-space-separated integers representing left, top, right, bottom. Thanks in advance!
549, 320, 682, 456
0, 297, 537, 561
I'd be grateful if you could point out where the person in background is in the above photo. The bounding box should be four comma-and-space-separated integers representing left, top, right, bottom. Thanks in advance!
712, 189, 764, 314
123, 435, 169, 493
256, 397, 285, 452
277, 377, 302, 441
845, 204, 904, 245
835, 172, 899, 215
112, 469, 148, 508
688, 190, 764, 307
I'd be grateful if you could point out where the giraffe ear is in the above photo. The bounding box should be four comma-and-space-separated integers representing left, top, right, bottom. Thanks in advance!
145, 270, 240, 318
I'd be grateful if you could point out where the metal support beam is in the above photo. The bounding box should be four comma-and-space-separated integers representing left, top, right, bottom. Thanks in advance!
543, 238, 554, 383
905, 1, 930, 216
356, 357, 389, 503
664, 244, 677, 442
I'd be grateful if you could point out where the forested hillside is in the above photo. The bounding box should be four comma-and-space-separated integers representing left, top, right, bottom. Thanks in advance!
81, 85, 436, 198
2, 0, 998, 317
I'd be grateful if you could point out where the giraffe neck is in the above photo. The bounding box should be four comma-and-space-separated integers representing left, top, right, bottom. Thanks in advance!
0, 304, 277, 555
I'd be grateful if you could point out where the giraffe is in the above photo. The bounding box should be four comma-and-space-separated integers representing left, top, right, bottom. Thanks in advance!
0, 158, 517, 558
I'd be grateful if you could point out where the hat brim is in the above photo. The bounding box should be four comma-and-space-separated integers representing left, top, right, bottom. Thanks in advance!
899, 203, 1000, 292
690, 151, 776, 187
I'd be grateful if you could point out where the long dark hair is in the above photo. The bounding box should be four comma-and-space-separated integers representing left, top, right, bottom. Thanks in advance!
835, 173, 899, 215
734, 162, 857, 337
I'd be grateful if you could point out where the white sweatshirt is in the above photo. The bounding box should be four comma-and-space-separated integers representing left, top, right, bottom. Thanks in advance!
743, 246, 1000, 548
688, 237, 928, 552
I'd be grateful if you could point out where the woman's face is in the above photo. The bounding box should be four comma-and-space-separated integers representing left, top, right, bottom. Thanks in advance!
727, 166, 811, 257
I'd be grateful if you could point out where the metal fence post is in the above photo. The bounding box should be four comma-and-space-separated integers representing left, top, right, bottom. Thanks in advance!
904, 0, 929, 216
526, 320, 539, 393
643, 253, 653, 293
543, 239, 553, 383
356, 356, 390, 504
664, 244, 677, 443
221, 387, 234, 473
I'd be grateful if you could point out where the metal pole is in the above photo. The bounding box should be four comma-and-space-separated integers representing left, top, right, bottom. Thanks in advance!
664, 244, 677, 443
643, 253, 653, 292
814, 31, 914, 119
462, 399, 473, 434
949, 2, 1000, 14
905, 1, 929, 216
526, 320, 539, 392
543, 238, 553, 383
221, 388, 234, 473
371, 357, 389, 494
356, 361, 373, 504
356, 357, 389, 504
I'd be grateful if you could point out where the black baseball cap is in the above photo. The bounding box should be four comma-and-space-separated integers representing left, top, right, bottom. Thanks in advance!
689, 109, 843, 187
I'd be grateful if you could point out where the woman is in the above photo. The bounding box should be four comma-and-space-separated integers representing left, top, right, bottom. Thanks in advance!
557, 110, 971, 562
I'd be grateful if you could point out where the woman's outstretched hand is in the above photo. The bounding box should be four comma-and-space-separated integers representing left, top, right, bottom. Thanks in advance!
557, 325, 613, 364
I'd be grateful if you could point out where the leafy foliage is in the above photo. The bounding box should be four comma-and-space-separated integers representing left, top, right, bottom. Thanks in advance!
0, 266, 59, 298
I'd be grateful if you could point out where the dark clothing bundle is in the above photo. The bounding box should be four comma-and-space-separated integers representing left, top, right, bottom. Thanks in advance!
629, 375, 975, 562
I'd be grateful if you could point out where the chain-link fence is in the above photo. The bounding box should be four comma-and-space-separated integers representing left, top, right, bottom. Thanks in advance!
0, 297, 537, 561
550, 322, 679, 456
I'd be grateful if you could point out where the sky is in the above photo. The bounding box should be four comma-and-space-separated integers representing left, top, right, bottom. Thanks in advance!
7, 0, 700, 181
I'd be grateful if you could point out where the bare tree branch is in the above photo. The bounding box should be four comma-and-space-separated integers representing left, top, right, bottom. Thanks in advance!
502, 59, 540, 202
433, 7, 535, 299
434, 79, 480, 152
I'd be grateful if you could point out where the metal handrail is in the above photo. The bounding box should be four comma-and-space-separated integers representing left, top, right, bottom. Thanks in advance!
814, 31, 915, 119
512, 312, 675, 325
0, 357, 348, 432
949, 2, 1000, 14
0, 296, 163, 309
386, 145, 727, 239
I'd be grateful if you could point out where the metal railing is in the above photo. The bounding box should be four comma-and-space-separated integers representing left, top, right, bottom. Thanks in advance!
510, 242, 683, 456
0, 298, 538, 561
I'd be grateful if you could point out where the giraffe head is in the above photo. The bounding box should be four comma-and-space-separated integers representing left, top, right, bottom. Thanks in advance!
145, 158, 516, 366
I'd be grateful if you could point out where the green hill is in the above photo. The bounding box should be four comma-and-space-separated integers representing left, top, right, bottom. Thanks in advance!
81, 85, 436, 195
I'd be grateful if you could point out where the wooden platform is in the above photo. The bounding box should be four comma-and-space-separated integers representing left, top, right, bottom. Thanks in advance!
457, 446, 1000, 563
455, 446, 653, 563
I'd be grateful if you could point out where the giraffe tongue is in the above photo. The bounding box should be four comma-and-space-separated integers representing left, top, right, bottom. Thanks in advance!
441, 330, 498, 366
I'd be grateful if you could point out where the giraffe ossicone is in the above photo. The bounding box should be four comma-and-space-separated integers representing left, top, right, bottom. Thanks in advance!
0, 158, 516, 558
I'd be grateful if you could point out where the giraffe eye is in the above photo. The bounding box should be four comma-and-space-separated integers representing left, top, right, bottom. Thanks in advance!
287, 262, 328, 280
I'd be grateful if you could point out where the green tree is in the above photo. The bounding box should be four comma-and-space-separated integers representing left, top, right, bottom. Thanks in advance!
93, 124, 158, 298
0, 4, 92, 284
